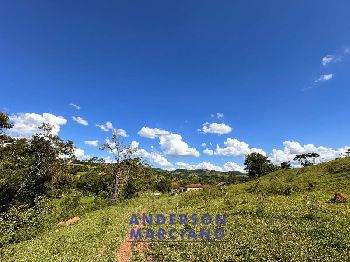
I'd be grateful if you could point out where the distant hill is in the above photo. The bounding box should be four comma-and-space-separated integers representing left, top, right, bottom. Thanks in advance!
152, 167, 248, 186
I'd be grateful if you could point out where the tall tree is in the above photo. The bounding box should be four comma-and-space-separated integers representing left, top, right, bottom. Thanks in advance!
244, 152, 275, 179
0, 120, 74, 211
293, 152, 320, 167
281, 161, 291, 169
100, 133, 144, 200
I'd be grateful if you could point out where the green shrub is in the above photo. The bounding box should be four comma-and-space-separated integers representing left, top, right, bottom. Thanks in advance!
0, 197, 53, 247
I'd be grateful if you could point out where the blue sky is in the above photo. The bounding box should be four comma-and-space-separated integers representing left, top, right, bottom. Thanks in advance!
1, 1, 350, 171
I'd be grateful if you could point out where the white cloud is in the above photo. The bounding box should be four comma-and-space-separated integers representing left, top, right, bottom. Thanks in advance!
69, 103, 81, 110
131, 141, 172, 167
150, 153, 173, 167
211, 113, 224, 119
130, 140, 139, 149
217, 113, 224, 118
115, 128, 128, 137
74, 148, 85, 158
175, 161, 245, 173
203, 148, 214, 155
315, 73, 334, 83
159, 133, 200, 157
8, 113, 67, 137
74, 148, 91, 160
223, 162, 246, 173
72, 116, 88, 126
322, 55, 335, 66
250, 147, 267, 156
96, 121, 128, 137
84, 140, 99, 147
269, 141, 349, 165
201, 143, 207, 147
201, 122, 232, 135
138, 127, 170, 139
138, 127, 199, 157
176, 161, 222, 171
96, 121, 113, 132
214, 138, 266, 157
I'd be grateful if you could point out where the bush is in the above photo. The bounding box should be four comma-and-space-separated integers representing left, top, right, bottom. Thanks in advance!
326, 158, 350, 174
0, 197, 53, 247
56, 192, 107, 221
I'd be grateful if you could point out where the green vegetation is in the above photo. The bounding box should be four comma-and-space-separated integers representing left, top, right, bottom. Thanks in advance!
144, 157, 350, 261
1, 156, 350, 261
244, 152, 277, 178
2, 111, 350, 261
0, 198, 146, 261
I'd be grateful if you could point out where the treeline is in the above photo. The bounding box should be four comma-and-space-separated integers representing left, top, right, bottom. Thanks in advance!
4, 109, 341, 247
0, 112, 247, 246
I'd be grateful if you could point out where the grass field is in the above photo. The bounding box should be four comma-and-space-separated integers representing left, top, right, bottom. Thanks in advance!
1, 157, 350, 261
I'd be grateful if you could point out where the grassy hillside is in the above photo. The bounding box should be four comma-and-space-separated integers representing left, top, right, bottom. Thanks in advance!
146, 157, 350, 261
2, 157, 350, 261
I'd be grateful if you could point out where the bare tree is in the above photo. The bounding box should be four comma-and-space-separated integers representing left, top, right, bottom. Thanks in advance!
100, 132, 139, 200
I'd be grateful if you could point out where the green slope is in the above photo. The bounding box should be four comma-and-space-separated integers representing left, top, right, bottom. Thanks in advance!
2, 157, 350, 261
0, 198, 146, 262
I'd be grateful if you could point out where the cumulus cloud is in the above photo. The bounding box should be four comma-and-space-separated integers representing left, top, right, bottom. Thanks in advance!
74, 148, 91, 160
138, 127, 200, 157
201, 122, 232, 135
72, 116, 88, 126
131, 141, 172, 167
203, 148, 214, 155
201, 143, 207, 147
96, 121, 113, 132
69, 103, 81, 110
159, 134, 200, 157
130, 140, 139, 149
8, 113, 67, 137
176, 161, 222, 171
223, 162, 246, 173
115, 128, 128, 137
96, 121, 128, 137
315, 73, 334, 83
270, 141, 349, 165
137, 127, 170, 139
84, 140, 99, 147
175, 161, 245, 173
214, 138, 266, 157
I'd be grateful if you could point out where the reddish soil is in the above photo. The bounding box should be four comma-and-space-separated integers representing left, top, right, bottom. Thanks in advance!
57, 216, 80, 226
117, 209, 148, 262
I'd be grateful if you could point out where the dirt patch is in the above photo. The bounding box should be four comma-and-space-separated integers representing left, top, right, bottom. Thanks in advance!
117, 209, 148, 262
332, 192, 348, 203
57, 216, 80, 226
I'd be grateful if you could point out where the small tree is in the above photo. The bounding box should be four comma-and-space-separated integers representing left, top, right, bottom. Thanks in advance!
293, 152, 320, 167
100, 132, 144, 200
281, 161, 291, 169
244, 152, 275, 179
345, 148, 350, 158
0, 112, 13, 130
